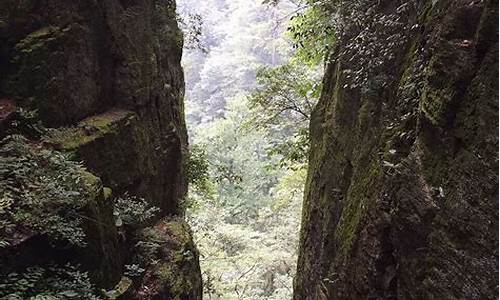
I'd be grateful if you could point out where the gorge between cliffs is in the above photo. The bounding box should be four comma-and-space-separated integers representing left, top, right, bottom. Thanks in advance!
0, 0, 498, 300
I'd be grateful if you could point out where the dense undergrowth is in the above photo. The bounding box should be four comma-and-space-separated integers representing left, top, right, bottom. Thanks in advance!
0, 128, 161, 299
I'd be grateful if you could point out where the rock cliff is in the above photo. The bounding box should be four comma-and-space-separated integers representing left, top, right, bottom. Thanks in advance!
0, 0, 201, 299
294, 0, 498, 299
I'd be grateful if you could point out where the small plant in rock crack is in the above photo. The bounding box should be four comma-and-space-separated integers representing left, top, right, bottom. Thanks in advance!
113, 193, 160, 228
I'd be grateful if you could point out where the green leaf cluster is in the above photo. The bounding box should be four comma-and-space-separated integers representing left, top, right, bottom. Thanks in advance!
0, 135, 95, 247
0, 264, 101, 300
287, 1, 336, 65
246, 62, 322, 167
186, 145, 213, 197
113, 193, 160, 228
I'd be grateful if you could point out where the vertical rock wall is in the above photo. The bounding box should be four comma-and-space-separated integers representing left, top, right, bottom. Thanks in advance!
1, 0, 187, 214
0, 0, 202, 298
294, 1, 498, 299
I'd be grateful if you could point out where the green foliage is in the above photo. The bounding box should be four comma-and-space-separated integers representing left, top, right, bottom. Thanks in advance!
179, 0, 294, 124
0, 135, 96, 247
248, 62, 319, 124
178, 1, 328, 298
0, 264, 102, 300
113, 193, 159, 228
287, 1, 336, 65
267, 127, 310, 169
188, 166, 304, 300
186, 145, 213, 197
186, 96, 306, 299
191, 98, 283, 221
246, 62, 321, 167
0, 107, 45, 140
123, 264, 145, 278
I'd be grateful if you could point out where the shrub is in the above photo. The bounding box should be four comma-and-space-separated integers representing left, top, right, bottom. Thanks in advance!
0, 135, 97, 247
113, 193, 160, 228
0, 264, 102, 300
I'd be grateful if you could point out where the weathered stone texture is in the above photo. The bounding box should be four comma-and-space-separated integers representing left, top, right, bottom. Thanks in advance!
1, 0, 187, 214
294, 1, 498, 299
0, 0, 201, 298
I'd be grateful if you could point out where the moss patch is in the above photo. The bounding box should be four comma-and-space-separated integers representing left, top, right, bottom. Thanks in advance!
44, 110, 136, 151
133, 218, 202, 300
6, 26, 64, 108
335, 160, 383, 261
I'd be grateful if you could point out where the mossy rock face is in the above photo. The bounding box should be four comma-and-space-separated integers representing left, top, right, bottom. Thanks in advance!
44, 108, 181, 214
6, 23, 103, 126
1, 0, 188, 216
79, 174, 124, 288
0, 0, 195, 297
9, 25, 63, 104
294, 1, 498, 300
132, 218, 203, 300
45, 110, 136, 151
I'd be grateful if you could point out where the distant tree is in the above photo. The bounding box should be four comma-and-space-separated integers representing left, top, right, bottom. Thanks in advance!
248, 62, 320, 124
246, 62, 322, 167
186, 97, 303, 299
